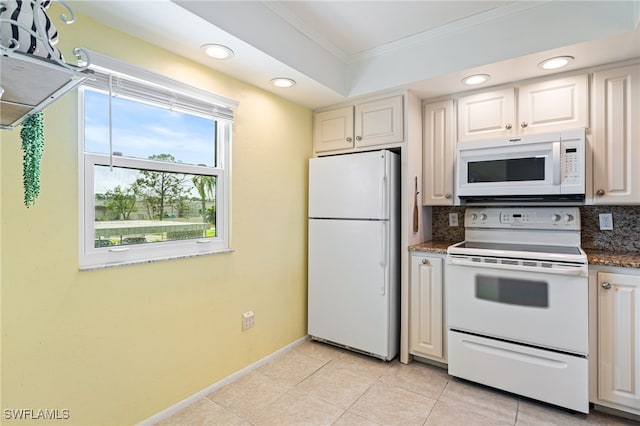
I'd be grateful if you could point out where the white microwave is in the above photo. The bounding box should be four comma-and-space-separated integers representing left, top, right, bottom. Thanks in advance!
456, 128, 585, 203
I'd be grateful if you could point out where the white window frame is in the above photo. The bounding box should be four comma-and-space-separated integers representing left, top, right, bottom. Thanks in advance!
78, 53, 237, 270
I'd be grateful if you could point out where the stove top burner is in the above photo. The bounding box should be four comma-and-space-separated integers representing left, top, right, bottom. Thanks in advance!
456, 241, 582, 255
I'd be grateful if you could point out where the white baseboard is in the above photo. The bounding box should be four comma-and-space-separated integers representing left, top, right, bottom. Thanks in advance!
138, 336, 309, 425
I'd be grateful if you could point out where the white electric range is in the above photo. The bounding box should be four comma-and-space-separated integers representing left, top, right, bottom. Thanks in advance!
447, 206, 589, 413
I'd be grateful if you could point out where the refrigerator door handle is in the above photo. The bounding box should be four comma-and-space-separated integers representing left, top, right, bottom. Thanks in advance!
380, 174, 388, 220
380, 151, 388, 219
380, 221, 388, 295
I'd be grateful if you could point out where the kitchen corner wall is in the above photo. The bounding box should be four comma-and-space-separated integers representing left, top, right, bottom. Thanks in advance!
1, 9, 311, 426
432, 206, 640, 254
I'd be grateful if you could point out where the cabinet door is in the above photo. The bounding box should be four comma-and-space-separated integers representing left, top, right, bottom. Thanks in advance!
592, 66, 640, 204
517, 75, 588, 135
456, 88, 515, 141
409, 255, 444, 360
423, 100, 455, 205
354, 95, 404, 148
313, 106, 354, 153
598, 272, 640, 410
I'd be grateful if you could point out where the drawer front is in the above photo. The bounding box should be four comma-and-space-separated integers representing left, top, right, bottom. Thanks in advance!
448, 330, 589, 413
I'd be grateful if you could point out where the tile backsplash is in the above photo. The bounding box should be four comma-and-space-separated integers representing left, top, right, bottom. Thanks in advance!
432, 205, 640, 253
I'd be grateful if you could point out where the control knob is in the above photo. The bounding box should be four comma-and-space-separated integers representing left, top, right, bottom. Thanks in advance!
480, 213, 487, 221
552, 214, 561, 222
564, 214, 574, 222
470, 213, 478, 221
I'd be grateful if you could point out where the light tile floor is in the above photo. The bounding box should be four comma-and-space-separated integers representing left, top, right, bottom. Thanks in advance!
156, 340, 637, 425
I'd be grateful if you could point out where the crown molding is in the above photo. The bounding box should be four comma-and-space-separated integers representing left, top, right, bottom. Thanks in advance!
262, 1, 351, 64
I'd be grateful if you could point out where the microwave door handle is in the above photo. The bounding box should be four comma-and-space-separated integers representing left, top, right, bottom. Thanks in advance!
552, 142, 561, 185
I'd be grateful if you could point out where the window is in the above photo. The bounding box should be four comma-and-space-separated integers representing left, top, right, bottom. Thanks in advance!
79, 53, 237, 269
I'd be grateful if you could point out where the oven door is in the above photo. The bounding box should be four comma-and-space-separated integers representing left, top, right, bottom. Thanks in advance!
457, 140, 560, 196
446, 255, 588, 354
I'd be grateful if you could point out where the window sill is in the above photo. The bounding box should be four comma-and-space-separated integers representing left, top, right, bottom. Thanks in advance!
79, 248, 235, 271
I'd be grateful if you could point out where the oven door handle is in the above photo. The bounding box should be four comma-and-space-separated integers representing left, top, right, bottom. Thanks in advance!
448, 257, 586, 276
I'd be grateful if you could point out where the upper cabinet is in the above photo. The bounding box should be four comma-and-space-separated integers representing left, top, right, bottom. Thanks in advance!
518, 75, 589, 134
313, 106, 355, 152
422, 99, 455, 205
313, 95, 404, 154
456, 88, 515, 141
457, 75, 588, 142
355, 96, 404, 148
591, 65, 640, 204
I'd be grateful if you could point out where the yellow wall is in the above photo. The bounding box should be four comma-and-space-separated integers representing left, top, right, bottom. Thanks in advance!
1, 12, 311, 425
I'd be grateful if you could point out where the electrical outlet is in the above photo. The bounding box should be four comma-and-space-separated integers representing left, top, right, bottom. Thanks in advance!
599, 213, 613, 230
242, 311, 254, 330
449, 212, 459, 227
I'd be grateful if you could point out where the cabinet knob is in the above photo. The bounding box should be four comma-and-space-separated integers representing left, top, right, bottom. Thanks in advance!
445, 193, 452, 199
346, 137, 352, 142
596, 189, 605, 196
356, 136, 362, 141
421, 258, 430, 265
520, 121, 528, 128
602, 282, 612, 290
505, 124, 512, 130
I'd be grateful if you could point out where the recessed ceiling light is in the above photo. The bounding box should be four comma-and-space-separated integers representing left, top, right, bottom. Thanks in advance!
462, 74, 490, 86
539, 56, 574, 70
271, 78, 296, 88
201, 44, 234, 60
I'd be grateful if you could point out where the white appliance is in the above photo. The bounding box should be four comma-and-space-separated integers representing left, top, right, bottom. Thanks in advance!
447, 207, 589, 413
457, 128, 585, 203
308, 150, 399, 361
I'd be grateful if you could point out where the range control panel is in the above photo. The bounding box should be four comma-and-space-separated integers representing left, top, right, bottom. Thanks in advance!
465, 207, 581, 230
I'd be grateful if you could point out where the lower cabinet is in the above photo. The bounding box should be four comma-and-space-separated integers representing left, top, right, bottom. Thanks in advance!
409, 253, 445, 362
597, 270, 640, 413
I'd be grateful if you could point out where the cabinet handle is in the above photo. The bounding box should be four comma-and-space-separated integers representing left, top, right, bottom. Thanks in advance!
596, 189, 605, 196
346, 137, 352, 142
421, 258, 430, 265
356, 136, 362, 141
602, 282, 611, 290
505, 124, 512, 130
520, 121, 528, 128
445, 193, 452, 199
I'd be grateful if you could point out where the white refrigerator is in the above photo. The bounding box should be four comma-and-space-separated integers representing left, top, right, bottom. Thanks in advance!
308, 150, 399, 361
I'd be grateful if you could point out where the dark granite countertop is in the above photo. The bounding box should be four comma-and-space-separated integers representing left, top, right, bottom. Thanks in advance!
585, 250, 640, 269
409, 241, 640, 269
408, 241, 454, 255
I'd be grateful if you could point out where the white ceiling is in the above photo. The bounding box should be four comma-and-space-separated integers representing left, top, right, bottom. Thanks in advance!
264, 1, 515, 57
70, 1, 640, 109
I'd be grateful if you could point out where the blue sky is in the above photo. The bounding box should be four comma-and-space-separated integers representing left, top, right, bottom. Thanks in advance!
85, 90, 216, 195
84, 90, 216, 166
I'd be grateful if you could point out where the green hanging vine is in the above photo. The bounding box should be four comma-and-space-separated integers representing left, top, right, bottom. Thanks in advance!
20, 112, 45, 207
